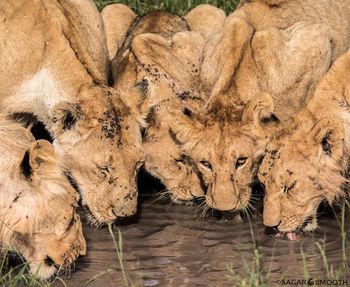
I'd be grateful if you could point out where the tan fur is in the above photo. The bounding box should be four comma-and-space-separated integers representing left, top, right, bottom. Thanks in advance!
172, 0, 350, 212
0, 0, 150, 223
201, 0, 350, 120
110, 10, 189, 91
259, 49, 350, 232
0, 118, 86, 279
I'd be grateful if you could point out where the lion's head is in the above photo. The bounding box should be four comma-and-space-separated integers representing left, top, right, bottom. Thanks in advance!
50, 84, 148, 224
0, 122, 86, 279
142, 111, 206, 201
259, 115, 347, 234
169, 93, 279, 211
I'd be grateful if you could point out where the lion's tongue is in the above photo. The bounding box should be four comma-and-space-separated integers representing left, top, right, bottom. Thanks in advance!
264, 227, 301, 240
285, 232, 300, 241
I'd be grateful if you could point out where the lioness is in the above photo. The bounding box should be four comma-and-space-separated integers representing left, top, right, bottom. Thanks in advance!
170, 0, 350, 212
0, 0, 149, 223
0, 118, 86, 279
259, 48, 350, 239
103, 5, 226, 201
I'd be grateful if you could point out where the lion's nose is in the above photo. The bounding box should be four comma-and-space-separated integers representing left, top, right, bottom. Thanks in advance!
264, 222, 281, 237
106, 206, 118, 220
111, 206, 136, 218
79, 236, 87, 256
44, 256, 58, 268
206, 194, 240, 211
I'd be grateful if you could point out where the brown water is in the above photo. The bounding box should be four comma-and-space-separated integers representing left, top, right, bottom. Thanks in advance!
55, 194, 350, 287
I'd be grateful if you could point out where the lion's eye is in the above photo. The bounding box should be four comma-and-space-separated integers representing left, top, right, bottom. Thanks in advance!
199, 160, 212, 170
235, 157, 248, 169
65, 215, 75, 233
175, 154, 190, 165
136, 162, 143, 169
283, 181, 297, 193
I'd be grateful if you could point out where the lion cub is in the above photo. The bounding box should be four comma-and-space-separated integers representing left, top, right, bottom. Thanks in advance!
0, 118, 86, 279
259, 48, 350, 239
102, 5, 226, 202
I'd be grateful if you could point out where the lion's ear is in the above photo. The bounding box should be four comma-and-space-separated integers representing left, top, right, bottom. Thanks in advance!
131, 32, 204, 89
51, 101, 83, 132
242, 93, 280, 138
168, 111, 204, 147
311, 118, 345, 159
116, 80, 152, 127
21, 140, 56, 179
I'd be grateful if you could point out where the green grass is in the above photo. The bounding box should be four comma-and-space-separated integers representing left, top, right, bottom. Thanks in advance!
226, 218, 269, 287
0, 249, 67, 287
94, 0, 239, 15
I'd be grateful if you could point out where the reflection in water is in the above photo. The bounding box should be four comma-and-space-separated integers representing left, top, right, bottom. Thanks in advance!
59, 195, 350, 287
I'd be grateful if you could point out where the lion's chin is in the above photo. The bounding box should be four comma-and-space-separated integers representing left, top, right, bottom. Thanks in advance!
30, 262, 56, 280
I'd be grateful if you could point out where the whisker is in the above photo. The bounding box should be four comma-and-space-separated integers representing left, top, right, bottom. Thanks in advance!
147, 189, 171, 205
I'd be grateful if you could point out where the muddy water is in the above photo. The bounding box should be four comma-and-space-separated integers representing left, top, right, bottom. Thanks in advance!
57, 193, 350, 287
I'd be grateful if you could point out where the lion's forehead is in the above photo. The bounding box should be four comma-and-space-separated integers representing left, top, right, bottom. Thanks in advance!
197, 133, 256, 160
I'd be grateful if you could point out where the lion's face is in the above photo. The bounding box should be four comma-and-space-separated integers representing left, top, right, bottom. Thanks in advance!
51, 85, 147, 224
170, 118, 260, 211
143, 128, 205, 201
1, 139, 86, 279
27, 199, 86, 280
259, 117, 346, 233
189, 125, 259, 211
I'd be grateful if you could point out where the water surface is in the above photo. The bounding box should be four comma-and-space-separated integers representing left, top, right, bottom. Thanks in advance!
58, 195, 350, 287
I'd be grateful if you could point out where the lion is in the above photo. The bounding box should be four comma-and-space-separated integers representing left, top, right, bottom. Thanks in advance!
0, 0, 150, 224
259, 48, 350, 239
102, 5, 226, 202
169, 0, 350, 212
0, 118, 86, 279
